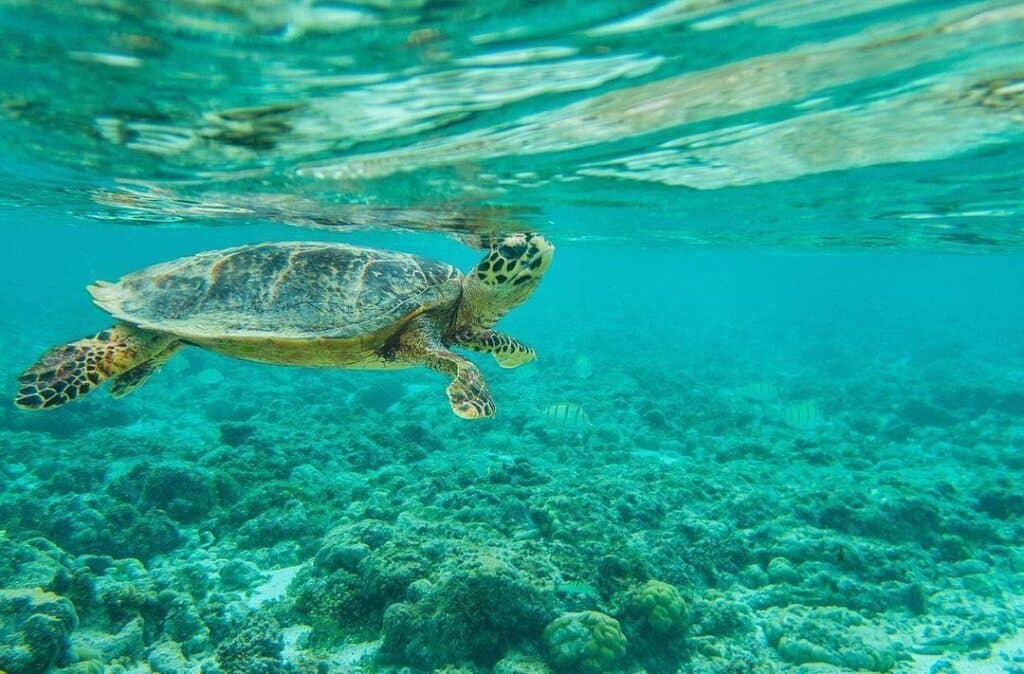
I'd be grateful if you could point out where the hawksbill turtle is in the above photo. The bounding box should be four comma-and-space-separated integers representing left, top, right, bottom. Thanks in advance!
15, 233, 554, 419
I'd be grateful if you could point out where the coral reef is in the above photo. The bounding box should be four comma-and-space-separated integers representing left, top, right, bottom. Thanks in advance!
2, 316, 1024, 674
380, 552, 555, 668
618, 579, 691, 672
543, 610, 627, 674
621, 579, 689, 636
215, 614, 284, 674
0, 588, 78, 673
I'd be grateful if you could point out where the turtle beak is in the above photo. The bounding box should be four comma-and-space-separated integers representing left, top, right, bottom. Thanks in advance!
524, 233, 554, 275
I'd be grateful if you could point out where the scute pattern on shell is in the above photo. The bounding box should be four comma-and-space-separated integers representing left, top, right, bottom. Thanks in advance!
89, 242, 462, 339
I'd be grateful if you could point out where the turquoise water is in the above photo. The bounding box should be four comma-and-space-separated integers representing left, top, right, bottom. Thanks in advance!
2, 1, 1024, 673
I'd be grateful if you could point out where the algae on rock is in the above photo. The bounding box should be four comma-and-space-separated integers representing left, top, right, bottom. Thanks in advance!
0, 587, 79, 674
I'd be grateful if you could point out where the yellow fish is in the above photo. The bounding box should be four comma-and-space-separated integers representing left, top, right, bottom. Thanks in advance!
544, 402, 591, 429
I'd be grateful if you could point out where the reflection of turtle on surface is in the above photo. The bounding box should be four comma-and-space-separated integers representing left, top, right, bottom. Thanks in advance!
16, 233, 554, 419
90, 184, 532, 250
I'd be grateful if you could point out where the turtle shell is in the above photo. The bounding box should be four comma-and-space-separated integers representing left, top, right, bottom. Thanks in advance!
88, 242, 463, 340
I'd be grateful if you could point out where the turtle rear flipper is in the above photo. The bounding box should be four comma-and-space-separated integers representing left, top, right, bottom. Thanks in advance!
16, 324, 174, 410
110, 342, 184, 399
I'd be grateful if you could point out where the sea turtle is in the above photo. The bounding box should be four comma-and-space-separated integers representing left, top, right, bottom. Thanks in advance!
15, 233, 554, 419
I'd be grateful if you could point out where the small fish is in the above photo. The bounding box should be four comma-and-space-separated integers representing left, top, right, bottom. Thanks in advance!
405, 27, 445, 47
738, 381, 778, 401
573, 355, 594, 380
544, 402, 591, 429
781, 400, 823, 429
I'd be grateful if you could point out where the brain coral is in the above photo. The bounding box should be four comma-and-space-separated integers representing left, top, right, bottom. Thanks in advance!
543, 610, 627, 673
625, 580, 689, 635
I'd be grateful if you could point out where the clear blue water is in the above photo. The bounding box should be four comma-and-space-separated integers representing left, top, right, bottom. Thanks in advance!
1, 2, 1023, 674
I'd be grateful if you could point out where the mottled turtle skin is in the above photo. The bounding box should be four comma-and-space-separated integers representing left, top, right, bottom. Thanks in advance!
16, 234, 554, 419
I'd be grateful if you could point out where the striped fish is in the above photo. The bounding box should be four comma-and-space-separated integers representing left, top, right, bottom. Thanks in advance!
544, 402, 591, 429
573, 355, 594, 380
781, 400, 823, 429
737, 381, 778, 401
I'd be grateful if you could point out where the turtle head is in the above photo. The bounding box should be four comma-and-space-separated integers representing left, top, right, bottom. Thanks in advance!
457, 232, 554, 329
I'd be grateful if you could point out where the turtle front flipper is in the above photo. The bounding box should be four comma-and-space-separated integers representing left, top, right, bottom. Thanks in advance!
16, 324, 175, 410
110, 342, 184, 399
455, 329, 536, 368
425, 350, 495, 419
